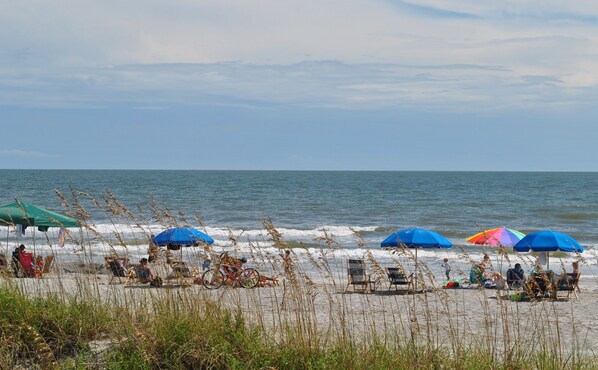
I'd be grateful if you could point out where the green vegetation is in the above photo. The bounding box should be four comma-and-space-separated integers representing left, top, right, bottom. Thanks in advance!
0, 284, 595, 369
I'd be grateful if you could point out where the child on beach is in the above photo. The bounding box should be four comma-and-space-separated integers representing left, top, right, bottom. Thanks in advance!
34, 256, 44, 278
202, 253, 212, 271
441, 258, 451, 280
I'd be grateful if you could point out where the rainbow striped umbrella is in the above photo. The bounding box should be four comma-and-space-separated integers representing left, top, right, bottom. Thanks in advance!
466, 227, 525, 247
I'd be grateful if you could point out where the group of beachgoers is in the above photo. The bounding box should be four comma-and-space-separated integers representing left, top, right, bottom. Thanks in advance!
1, 237, 582, 299
442, 254, 582, 298
125, 239, 282, 288
0, 244, 46, 278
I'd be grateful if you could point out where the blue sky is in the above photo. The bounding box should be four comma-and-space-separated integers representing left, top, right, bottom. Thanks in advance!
1, 1, 597, 170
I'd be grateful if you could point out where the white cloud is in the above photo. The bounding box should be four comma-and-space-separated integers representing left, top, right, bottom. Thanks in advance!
0, 149, 51, 158
1, 1, 598, 111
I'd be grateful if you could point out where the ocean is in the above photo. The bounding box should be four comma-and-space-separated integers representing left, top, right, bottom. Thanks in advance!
1, 170, 596, 275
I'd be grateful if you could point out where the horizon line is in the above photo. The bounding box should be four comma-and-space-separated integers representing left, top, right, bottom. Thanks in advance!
1, 168, 597, 173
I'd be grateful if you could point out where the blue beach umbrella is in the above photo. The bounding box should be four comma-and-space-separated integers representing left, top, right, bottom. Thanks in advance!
152, 227, 214, 247
514, 230, 584, 268
381, 228, 453, 290
381, 228, 453, 249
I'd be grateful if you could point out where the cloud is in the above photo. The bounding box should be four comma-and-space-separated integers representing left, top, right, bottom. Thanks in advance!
1, 1, 598, 113
388, 1, 478, 19
0, 149, 52, 158
1, 60, 598, 113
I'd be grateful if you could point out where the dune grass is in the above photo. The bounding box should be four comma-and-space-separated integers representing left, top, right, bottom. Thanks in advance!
1, 282, 595, 369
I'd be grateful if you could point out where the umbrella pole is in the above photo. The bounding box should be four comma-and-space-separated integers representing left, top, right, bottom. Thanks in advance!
415, 247, 419, 292
33, 227, 36, 257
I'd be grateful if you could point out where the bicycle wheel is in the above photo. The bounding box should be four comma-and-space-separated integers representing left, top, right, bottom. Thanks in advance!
239, 268, 260, 288
202, 269, 224, 289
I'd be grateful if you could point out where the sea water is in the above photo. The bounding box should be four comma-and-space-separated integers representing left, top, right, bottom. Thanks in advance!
1, 170, 596, 277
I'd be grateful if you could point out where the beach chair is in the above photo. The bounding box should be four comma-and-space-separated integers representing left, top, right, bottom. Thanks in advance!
556, 273, 580, 299
19, 252, 35, 278
0, 254, 8, 276
105, 256, 129, 284
171, 261, 191, 278
386, 267, 414, 292
346, 259, 378, 292
42, 255, 54, 275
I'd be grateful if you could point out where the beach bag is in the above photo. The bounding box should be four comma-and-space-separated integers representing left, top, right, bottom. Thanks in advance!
510, 292, 522, 301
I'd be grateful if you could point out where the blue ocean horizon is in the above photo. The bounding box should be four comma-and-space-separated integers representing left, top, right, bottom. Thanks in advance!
1, 169, 597, 249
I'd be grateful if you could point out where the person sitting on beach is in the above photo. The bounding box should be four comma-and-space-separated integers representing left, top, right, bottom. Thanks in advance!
136, 258, 156, 284
34, 256, 44, 278
489, 271, 506, 290
478, 254, 490, 271
507, 263, 525, 289
221, 254, 246, 276
513, 263, 525, 281
528, 265, 555, 297
554, 261, 581, 294
470, 254, 490, 286
11, 244, 26, 277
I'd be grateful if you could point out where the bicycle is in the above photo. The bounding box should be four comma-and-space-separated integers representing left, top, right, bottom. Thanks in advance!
202, 253, 260, 289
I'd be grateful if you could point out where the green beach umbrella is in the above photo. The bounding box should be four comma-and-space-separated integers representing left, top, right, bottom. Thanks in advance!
0, 200, 80, 231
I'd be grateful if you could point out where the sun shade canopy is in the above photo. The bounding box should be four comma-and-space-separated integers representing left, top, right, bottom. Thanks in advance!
0, 201, 80, 231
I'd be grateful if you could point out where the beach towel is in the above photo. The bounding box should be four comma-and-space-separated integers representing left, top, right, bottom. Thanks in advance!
442, 278, 464, 289
483, 281, 496, 289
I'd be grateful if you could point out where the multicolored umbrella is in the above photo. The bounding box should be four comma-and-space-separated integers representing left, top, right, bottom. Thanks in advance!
466, 227, 525, 247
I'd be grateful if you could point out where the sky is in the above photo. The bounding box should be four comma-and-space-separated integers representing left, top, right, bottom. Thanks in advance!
1, 1, 597, 171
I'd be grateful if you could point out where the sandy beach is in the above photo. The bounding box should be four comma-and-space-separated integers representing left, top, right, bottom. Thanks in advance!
6, 254, 598, 360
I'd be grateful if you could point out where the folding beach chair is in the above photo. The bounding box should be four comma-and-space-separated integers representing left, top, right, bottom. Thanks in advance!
346, 259, 378, 292
386, 267, 414, 292
105, 256, 129, 284
19, 252, 35, 278
556, 273, 580, 299
42, 255, 55, 275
